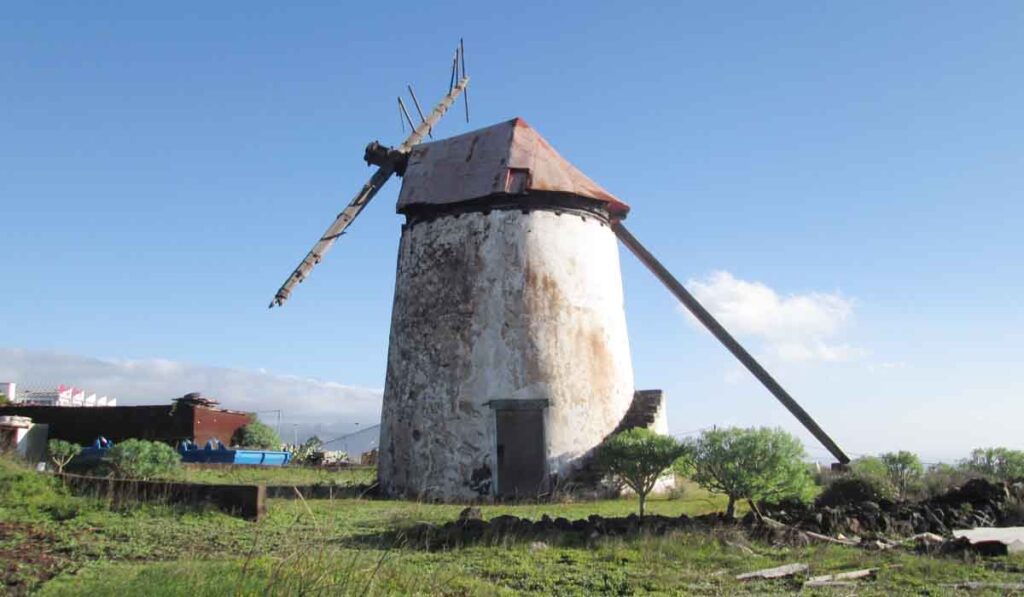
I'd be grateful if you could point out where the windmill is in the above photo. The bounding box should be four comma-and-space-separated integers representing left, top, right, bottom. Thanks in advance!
270, 43, 849, 501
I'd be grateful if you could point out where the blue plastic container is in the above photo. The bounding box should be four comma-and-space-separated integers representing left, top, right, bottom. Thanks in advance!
70, 436, 116, 468
178, 439, 292, 466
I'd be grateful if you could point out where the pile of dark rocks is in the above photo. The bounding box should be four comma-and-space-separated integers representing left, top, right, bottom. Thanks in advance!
759, 479, 1023, 538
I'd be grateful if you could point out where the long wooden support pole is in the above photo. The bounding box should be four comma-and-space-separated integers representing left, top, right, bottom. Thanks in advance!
612, 221, 850, 464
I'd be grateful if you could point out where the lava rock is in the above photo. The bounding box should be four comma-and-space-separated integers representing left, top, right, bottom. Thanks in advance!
938, 479, 1008, 508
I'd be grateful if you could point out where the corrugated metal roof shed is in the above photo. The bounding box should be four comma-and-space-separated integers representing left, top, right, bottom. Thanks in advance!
397, 118, 629, 216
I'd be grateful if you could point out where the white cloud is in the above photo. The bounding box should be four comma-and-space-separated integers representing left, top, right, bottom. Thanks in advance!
685, 271, 864, 363
866, 361, 907, 373
0, 348, 383, 445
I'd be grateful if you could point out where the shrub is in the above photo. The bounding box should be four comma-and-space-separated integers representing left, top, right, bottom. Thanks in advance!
849, 456, 898, 501
231, 420, 282, 450
47, 439, 81, 473
920, 463, 972, 499
817, 476, 888, 507
292, 436, 324, 465
685, 427, 816, 519
841, 454, 930, 502
597, 428, 688, 518
880, 451, 924, 500
107, 439, 180, 480
960, 447, 1024, 481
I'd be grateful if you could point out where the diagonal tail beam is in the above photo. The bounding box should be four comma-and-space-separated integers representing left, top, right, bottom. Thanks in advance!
612, 221, 850, 464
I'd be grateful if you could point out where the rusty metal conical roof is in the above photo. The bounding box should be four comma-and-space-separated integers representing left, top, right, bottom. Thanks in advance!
396, 118, 629, 216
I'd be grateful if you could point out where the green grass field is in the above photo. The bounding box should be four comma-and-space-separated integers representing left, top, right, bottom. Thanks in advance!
2, 459, 1022, 595
161, 464, 376, 487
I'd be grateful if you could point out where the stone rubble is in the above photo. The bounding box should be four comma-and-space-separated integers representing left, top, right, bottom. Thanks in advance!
759, 479, 1022, 538
401, 479, 1023, 554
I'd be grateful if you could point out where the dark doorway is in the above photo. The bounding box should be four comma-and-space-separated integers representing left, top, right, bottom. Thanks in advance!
495, 408, 546, 498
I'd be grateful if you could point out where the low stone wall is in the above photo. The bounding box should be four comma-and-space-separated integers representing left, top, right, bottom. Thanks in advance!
265, 484, 376, 500
400, 511, 725, 549
58, 473, 265, 521
399, 479, 1024, 554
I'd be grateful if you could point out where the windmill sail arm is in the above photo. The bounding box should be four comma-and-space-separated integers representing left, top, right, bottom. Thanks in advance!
399, 76, 469, 152
611, 221, 851, 465
270, 166, 395, 308
269, 75, 470, 309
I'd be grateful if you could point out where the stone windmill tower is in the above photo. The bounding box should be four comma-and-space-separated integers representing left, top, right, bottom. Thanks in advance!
377, 117, 661, 499
271, 43, 850, 501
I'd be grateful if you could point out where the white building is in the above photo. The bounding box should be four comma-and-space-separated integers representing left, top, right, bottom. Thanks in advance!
6, 383, 115, 407
0, 415, 48, 462
0, 382, 15, 403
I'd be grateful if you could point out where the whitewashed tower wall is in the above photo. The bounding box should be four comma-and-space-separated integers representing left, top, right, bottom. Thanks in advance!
377, 118, 641, 500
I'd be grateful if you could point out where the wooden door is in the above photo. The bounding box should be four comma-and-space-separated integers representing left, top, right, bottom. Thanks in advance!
496, 409, 546, 498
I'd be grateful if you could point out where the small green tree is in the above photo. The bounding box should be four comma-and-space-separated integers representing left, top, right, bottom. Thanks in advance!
47, 439, 81, 473
849, 456, 897, 499
231, 420, 282, 450
880, 451, 924, 500
960, 447, 1024, 481
107, 439, 180, 480
597, 428, 689, 518
686, 427, 815, 519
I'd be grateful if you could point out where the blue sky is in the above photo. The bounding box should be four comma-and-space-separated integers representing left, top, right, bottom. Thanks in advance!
2, 2, 1022, 461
